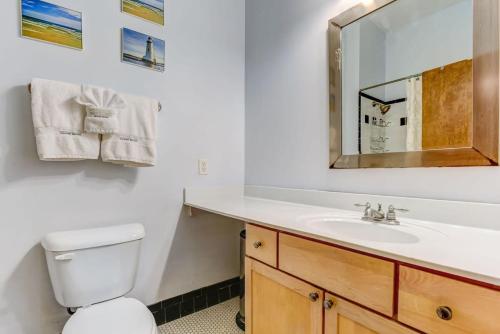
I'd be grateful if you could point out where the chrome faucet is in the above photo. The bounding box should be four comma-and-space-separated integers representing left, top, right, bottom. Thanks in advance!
354, 203, 409, 225
354, 202, 371, 218
354, 202, 385, 222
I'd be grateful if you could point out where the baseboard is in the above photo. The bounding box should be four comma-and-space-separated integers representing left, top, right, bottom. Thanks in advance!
148, 277, 241, 326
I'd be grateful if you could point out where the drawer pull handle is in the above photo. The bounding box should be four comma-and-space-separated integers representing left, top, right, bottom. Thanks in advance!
323, 299, 335, 310
436, 306, 453, 321
308, 292, 319, 302
253, 241, 263, 249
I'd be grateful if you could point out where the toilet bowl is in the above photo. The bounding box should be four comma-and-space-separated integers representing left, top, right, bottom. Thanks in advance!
42, 224, 156, 334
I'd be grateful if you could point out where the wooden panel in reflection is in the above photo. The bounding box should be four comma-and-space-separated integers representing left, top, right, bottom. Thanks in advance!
473, 0, 499, 163
333, 148, 494, 169
422, 59, 473, 150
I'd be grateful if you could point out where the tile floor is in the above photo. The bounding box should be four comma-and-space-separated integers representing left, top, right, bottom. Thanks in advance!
159, 298, 244, 334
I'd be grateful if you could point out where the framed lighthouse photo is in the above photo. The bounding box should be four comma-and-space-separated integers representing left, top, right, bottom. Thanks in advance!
121, 28, 165, 72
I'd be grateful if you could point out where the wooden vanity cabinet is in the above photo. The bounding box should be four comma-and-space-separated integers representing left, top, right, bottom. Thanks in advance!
245, 224, 500, 334
245, 257, 413, 334
324, 294, 418, 334
245, 258, 323, 334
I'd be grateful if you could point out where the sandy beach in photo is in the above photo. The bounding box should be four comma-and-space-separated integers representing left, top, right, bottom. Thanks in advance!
22, 16, 82, 49
21, 0, 82, 49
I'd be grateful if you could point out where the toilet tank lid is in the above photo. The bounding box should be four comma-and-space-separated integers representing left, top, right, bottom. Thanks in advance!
41, 224, 145, 252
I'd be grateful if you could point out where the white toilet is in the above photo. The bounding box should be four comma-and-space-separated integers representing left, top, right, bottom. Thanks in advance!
41, 224, 158, 334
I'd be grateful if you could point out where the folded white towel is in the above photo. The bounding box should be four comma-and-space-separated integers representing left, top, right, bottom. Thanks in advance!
31, 78, 100, 161
74, 85, 126, 134
101, 94, 158, 167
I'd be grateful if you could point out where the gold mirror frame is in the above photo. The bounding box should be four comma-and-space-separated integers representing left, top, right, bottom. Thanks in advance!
329, 0, 499, 169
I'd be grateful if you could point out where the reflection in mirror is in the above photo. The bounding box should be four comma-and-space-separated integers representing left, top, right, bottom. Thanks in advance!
341, 0, 473, 155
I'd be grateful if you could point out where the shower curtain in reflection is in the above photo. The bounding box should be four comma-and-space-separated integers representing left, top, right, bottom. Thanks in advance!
406, 76, 422, 151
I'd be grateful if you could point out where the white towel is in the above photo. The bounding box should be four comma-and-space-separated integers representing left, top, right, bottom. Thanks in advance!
74, 85, 126, 134
31, 78, 100, 161
101, 94, 158, 167
406, 76, 423, 152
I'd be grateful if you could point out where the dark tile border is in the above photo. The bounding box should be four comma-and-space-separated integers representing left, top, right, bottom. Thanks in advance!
148, 277, 241, 326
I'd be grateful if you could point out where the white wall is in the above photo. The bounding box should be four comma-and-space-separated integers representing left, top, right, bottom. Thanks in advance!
385, 0, 473, 83
342, 19, 387, 155
384, 0, 472, 99
0, 0, 245, 333
245, 0, 500, 204
342, 20, 386, 155
359, 20, 386, 90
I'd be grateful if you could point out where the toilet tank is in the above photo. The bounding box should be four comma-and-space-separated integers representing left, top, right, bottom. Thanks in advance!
42, 224, 145, 308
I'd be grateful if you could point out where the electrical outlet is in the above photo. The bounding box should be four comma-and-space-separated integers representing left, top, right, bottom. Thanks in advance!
198, 159, 208, 175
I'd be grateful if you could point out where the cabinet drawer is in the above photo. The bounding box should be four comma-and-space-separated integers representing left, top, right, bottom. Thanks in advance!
279, 234, 395, 316
398, 266, 500, 334
246, 224, 277, 267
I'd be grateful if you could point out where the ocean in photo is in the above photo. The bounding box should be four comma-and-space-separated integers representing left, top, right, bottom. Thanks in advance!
21, 0, 82, 49
123, 54, 165, 72
122, 0, 164, 25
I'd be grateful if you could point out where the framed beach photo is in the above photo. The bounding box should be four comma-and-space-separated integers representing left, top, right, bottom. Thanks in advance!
122, 0, 164, 26
121, 28, 165, 72
20, 0, 83, 50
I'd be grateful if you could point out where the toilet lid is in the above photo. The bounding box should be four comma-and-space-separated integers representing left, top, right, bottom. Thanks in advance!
63, 297, 157, 334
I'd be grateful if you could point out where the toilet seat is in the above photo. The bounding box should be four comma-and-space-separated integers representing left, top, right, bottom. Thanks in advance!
63, 297, 157, 334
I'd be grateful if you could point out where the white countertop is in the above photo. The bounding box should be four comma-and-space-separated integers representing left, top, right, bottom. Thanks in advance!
185, 187, 500, 286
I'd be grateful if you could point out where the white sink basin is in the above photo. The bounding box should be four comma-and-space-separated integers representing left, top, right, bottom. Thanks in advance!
299, 216, 420, 244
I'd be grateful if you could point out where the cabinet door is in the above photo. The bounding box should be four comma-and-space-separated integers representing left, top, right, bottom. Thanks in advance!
245, 257, 323, 334
324, 294, 418, 334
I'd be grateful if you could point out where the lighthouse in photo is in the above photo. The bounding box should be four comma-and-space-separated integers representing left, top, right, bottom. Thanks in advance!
143, 36, 156, 65
122, 28, 165, 72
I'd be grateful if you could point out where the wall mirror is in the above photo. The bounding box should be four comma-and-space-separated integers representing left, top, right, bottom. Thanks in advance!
329, 0, 499, 168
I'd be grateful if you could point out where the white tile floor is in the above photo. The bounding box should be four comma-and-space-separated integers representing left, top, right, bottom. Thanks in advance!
159, 298, 244, 334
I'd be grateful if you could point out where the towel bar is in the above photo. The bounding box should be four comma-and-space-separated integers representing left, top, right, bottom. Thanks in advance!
27, 83, 162, 112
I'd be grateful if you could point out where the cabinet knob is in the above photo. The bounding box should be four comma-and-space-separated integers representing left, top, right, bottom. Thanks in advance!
308, 292, 319, 302
323, 299, 335, 310
436, 306, 453, 321
253, 241, 263, 249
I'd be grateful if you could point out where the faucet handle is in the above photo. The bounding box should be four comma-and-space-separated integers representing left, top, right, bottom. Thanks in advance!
386, 205, 409, 222
388, 205, 409, 213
